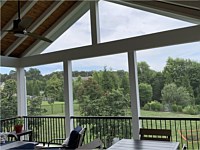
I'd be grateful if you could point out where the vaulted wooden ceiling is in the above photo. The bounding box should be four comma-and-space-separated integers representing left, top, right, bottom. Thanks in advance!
1, 0, 80, 58
1, 0, 200, 59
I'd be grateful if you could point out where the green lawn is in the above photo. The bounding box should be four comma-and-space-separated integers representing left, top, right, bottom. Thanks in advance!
41, 101, 64, 105
41, 101, 200, 118
141, 110, 200, 118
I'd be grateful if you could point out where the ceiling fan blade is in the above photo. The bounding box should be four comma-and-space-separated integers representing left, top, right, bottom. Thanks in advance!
19, 17, 33, 29
2, 30, 13, 33
26, 32, 52, 43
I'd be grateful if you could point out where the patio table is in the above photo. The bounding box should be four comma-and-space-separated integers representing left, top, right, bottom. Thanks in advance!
0, 141, 38, 150
7, 130, 33, 141
107, 139, 179, 150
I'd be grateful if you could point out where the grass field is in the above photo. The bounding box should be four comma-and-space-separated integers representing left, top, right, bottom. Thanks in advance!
41, 101, 200, 118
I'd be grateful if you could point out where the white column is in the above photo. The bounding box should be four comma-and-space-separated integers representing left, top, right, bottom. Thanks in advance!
128, 51, 141, 139
63, 60, 74, 136
16, 67, 27, 116
90, 0, 100, 44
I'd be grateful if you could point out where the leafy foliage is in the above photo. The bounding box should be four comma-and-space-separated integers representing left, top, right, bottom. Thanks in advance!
139, 83, 152, 107
0, 79, 17, 119
161, 83, 192, 111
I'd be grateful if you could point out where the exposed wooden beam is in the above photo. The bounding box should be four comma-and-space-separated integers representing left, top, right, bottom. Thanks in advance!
3, 1, 63, 56
19, 25, 200, 67
21, 1, 90, 57
160, 1, 200, 10
1, 1, 37, 40
108, 0, 200, 24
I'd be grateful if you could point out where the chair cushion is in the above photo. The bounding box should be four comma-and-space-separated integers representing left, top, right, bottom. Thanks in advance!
67, 126, 82, 148
62, 137, 69, 147
10, 143, 35, 149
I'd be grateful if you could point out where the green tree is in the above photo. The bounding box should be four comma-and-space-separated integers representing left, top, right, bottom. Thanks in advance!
100, 67, 119, 92
151, 72, 164, 102
117, 70, 129, 94
163, 58, 194, 96
44, 74, 63, 103
139, 83, 153, 107
161, 83, 192, 111
26, 68, 42, 80
76, 77, 102, 103
0, 79, 17, 119
28, 96, 46, 116
137, 62, 155, 84
27, 80, 41, 96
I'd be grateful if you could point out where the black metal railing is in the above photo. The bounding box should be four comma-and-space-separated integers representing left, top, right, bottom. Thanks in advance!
1, 116, 199, 149
23, 116, 66, 144
0, 116, 23, 132
140, 117, 200, 150
72, 116, 132, 148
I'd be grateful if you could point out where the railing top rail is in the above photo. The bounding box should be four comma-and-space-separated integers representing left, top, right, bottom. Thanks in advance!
139, 117, 200, 121
0, 116, 19, 122
23, 116, 65, 119
1, 116, 199, 121
70, 116, 132, 119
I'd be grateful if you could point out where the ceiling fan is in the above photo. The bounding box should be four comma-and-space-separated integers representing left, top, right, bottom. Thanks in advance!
3, 0, 52, 43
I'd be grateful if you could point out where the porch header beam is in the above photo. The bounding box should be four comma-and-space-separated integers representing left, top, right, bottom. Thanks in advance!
1, 56, 20, 67
19, 25, 200, 67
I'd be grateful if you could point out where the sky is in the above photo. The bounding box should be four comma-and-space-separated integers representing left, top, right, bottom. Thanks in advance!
1, 0, 199, 75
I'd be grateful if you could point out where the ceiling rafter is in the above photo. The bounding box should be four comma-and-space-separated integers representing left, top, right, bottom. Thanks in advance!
108, 0, 200, 24
159, 1, 200, 10
3, 1, 64, 56
21, 1, 89, 57
1, 1, 37, 40
0, 1, 6, 7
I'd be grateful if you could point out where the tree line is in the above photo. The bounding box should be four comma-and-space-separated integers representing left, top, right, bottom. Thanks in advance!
1, 57, 200, 119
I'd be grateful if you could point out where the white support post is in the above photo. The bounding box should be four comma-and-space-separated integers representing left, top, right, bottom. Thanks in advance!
63, 60, 74, 136
90, 0, 100, 44
128, 51, 141, 139
16, 67, 27, 117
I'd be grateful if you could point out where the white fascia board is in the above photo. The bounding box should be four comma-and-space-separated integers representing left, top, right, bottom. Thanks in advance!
107, 0, 200, 24
22, 1, 90, 57
0, 56, 20, 67
19, 25, 200, 67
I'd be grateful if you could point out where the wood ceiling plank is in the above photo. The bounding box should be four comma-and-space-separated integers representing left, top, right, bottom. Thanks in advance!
21, 1, 87, 57
3, 1, 63, 56
1, 1, 37, 40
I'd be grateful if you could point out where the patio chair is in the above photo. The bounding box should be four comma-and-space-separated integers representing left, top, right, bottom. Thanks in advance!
76, 138, 103, 150
139, 128, 171, 141
36, 126, 86, 150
